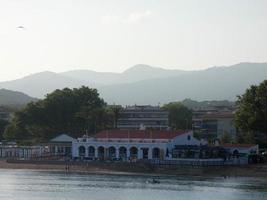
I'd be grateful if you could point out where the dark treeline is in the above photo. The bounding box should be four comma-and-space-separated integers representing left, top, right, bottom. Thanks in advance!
3, 86, 120, 144
181, 99, 235, 109
235, 80, 267, 147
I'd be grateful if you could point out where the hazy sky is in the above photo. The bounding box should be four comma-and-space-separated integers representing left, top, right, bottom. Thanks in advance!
0, 0, 267, 81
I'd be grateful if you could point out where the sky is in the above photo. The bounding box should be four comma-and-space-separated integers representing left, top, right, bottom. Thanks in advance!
0, 0, 267, 81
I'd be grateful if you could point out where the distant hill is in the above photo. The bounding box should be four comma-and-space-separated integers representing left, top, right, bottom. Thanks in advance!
0, 62, 267, 104
61, 64, 188, 85
117, 64, 189, 84
0, 89, 37, 107
61, 70, 118, 85
0, 64, 189, 98
98, 62, 267, 105
0, 71, 91, 98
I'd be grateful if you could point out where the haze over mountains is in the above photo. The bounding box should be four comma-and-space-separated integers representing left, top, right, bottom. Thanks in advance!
0, 62, 266, 105
60, 64, 189, 85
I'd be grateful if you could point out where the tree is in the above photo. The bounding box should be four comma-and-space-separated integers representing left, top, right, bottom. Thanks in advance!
0, 119, 9, 140
235, 80, 267, 145
220, 131, 232, 144
235, 131, 255, 144
108, 105, 122, 128
4, 86, 108, 143
163, 102, 192, 130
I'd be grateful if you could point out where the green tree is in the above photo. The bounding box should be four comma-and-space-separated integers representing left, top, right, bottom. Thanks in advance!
235, 80, 267, 145
220, 131, 232, 144
235, 131, 255, 144
0, 119, 9, 140
163, 102, 192, 130
4, 86, 107, 142
108, 105, 122, 128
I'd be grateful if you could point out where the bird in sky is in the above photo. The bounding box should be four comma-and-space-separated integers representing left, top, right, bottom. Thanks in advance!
17, 26, 26, 30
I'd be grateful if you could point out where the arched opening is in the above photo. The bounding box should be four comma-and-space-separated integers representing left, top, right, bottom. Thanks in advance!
97, 146, 105, 160
78, 146, 86, 157
187, 135, 191, 140
152, 148, 160, 159
88, 146, 95, 159
119, 147, 127, 161
108, 146, 116, 160
233, 149, 239, 157
142, 148, 149, 159
130, 147, 138, 160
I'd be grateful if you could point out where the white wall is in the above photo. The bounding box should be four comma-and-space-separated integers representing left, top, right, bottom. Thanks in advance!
224, 145, 258, 154
168, 131, 201, 150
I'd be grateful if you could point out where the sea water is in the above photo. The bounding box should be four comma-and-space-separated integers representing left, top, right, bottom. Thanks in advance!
0, 169, 266, 200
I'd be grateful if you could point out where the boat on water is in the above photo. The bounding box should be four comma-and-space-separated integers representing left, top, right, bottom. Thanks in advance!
147, 179, 160, 184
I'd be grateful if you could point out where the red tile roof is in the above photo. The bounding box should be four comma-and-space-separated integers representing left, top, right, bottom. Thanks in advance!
94, 130, 189, 140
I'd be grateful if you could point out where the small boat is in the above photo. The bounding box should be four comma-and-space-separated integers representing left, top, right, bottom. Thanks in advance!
147, 179, 160, 184
152, 179, 160, 184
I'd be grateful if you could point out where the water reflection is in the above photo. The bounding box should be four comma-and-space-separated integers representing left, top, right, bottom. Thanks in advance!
0, 169, 266, 200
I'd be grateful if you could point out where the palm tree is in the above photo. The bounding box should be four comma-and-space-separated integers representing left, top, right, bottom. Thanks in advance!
109, 105, 122, 128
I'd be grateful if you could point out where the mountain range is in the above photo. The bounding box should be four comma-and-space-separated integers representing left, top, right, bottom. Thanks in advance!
0, 62, 266, 105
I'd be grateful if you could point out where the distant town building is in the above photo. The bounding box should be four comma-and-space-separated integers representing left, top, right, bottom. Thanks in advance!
117, 105, 169, 130
192, 107, 236, 140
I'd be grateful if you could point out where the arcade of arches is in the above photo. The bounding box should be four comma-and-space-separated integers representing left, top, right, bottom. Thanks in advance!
77, 145, 164, 160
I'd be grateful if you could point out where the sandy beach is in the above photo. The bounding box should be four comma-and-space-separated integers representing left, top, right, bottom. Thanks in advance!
1, 159, 267, 178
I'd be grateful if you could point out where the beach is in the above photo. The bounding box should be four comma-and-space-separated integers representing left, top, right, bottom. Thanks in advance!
1, 159, 267, 178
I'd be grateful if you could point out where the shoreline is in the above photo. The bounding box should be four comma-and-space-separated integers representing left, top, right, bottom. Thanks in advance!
1, 160, 267, 178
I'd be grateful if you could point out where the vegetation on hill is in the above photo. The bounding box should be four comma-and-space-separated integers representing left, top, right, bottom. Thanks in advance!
235, 80, 267, 146
181, 99, 235, 109
0, 89, 37, 107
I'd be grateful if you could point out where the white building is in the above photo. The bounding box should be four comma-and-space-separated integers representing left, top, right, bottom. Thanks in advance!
0, 144, 43, 159
72, 130, 201, 161
222, 144, 259, 155
47, 134, 75, 156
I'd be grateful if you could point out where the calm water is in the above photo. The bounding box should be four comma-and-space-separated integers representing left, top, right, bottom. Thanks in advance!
0, 169, 266, 200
